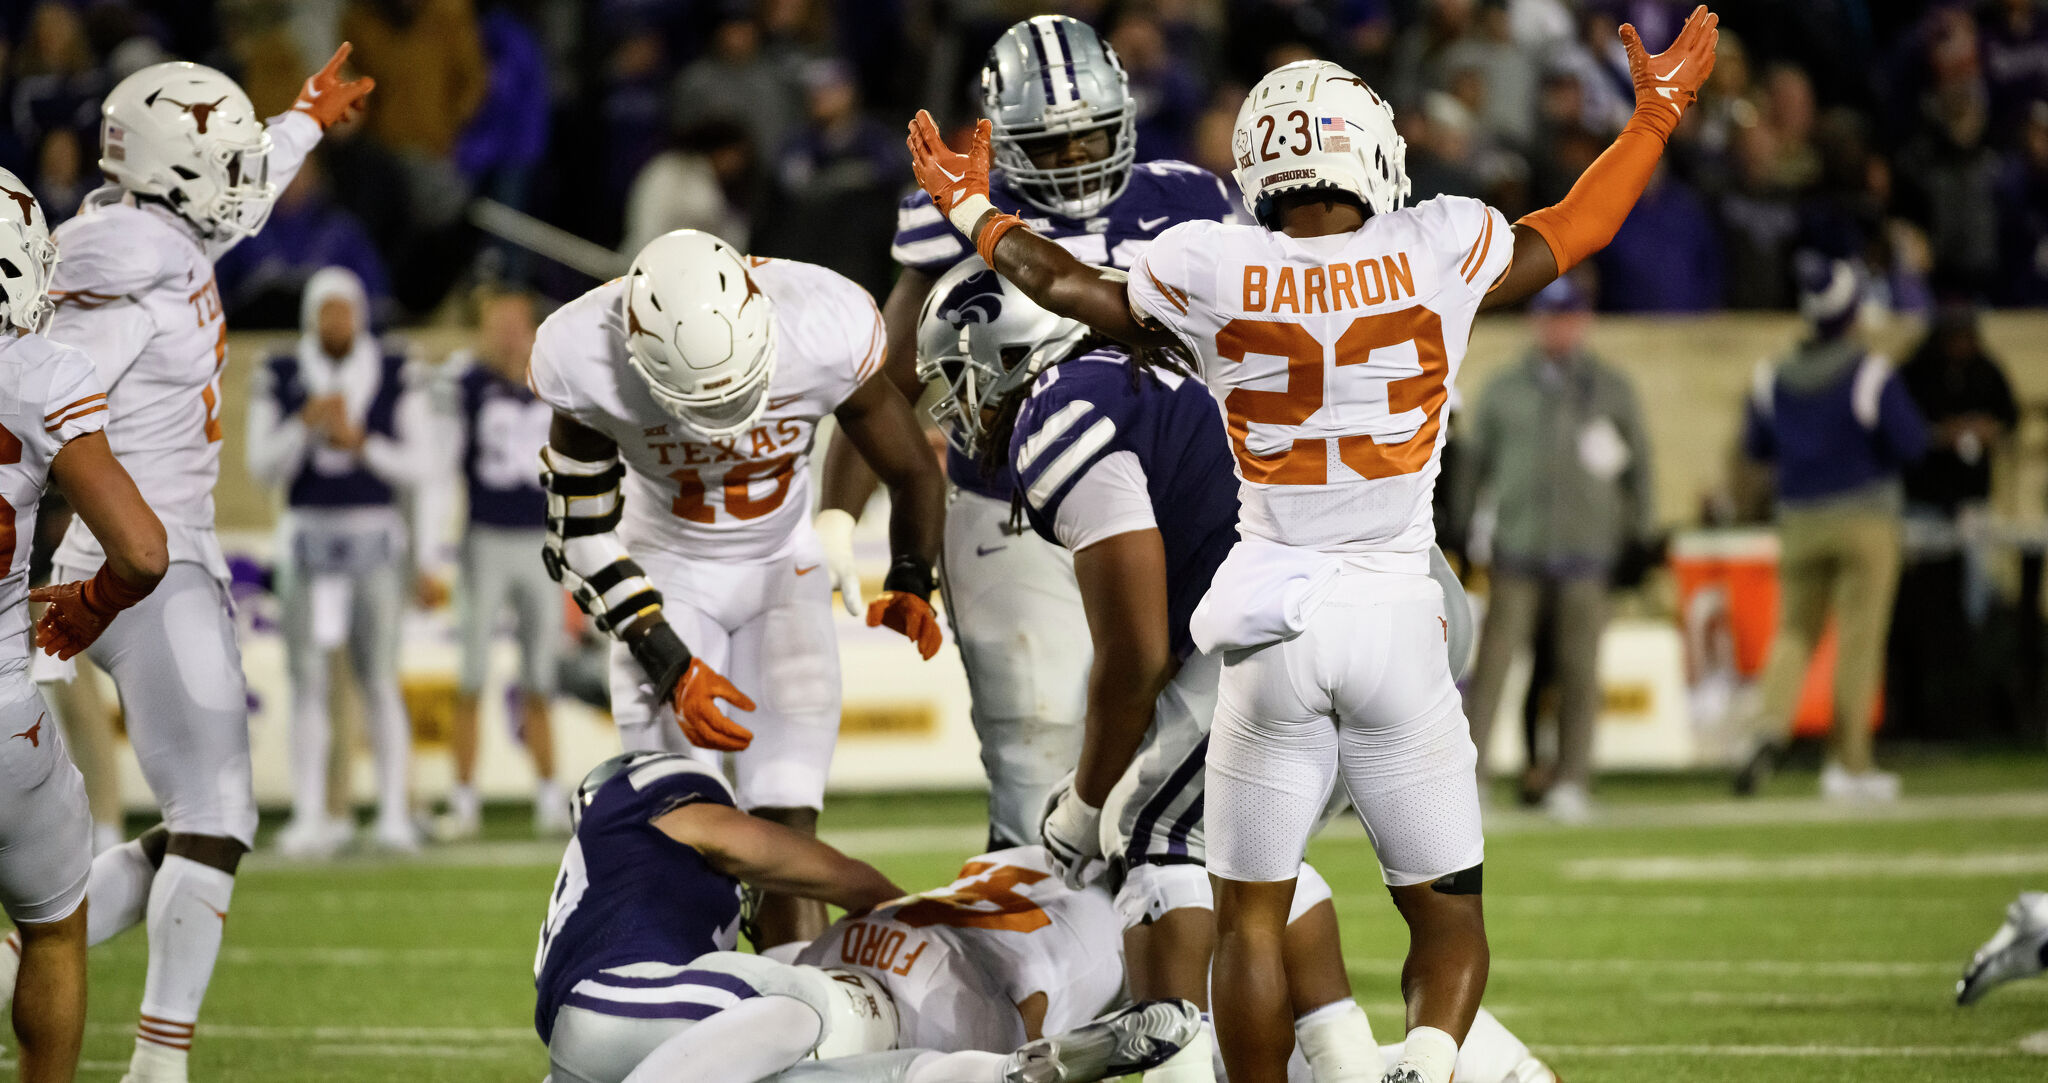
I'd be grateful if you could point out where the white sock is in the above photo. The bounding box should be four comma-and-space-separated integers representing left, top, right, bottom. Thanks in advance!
363, 685, 412, 824
1142, 1017, 1216, 1082
289, 679, 331, 823
534, 777, 563, 808
87, 838, 157, 945
1295, 998, 1382, 1082
450, 782, 479, 817
1448, 1008, 1531, 1083
1393, 1026, 1458, 1083
0, 932, 17, 1006
133, 856, 236, 1073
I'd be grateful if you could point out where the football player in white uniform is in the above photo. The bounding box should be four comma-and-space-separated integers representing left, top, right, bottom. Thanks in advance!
904, 9, 1718, 1082
8, 49, 372, 1083
528, 230, 945, 947
0, 170, 169, 1083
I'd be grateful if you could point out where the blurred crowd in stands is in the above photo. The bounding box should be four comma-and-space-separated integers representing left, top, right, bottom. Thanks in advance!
5, 0, 2048, 325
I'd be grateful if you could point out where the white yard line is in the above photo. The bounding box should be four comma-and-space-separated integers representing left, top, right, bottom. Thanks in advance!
1563, 849, 2048, 882
236, 791, 2048, 872
1344, 957, 1958, 978
83, 1023, 534, 1041
1535, 1042, 2036, 1058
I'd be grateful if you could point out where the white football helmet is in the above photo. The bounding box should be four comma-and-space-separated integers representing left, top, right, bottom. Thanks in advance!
1231, 60, 1409, 227
100, 61, 276, 242
620, 230, 776, 439
0, 169, 57, 334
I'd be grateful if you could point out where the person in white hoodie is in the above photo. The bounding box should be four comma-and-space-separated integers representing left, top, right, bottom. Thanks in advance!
246, 266, 434, 856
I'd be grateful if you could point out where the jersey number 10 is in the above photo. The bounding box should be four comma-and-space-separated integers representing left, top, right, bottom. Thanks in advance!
1217, 309, 1448, 485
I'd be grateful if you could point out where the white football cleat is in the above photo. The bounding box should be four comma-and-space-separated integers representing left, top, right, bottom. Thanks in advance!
533, 780, 573, 837
1819, 763, 1899, 804
1958, 891, 2048, 1005
371, 814, 422, 854
274, 815, 351, 859
1003, 998, 1201, 1083
1542, 782, 1592, 825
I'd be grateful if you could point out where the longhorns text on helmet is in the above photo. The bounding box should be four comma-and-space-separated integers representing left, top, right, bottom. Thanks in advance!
914, 258, 1086, 457
619, 230, 779, 441
1232, 60, 1412, 226
0, 168, 57, 334
981, 15, 1139, 219
100, 61, 278, 242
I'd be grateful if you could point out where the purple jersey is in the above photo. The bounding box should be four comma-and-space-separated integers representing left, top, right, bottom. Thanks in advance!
264, 351, 407, 510
456, 363, 550, 529
892, 160, 1235, 499
532, 761, 742, 1042
1006, 348, 1240, 660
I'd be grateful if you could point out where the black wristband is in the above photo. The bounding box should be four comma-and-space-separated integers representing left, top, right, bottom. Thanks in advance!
626, 621, 692, 701
881, 555, 936, 602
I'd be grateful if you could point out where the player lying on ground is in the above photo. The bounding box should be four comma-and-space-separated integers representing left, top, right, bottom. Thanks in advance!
818, 14, 1239, 852
528, 229, 945, 946
0, 48, 370, 1083
801, 845, 1554, 1083
1958, 892, 2048, 1005
533, 751, 1199, 1083
905, 9, 1718, 1083
0, 170, 168, 1083
913, 262, 1484, 1083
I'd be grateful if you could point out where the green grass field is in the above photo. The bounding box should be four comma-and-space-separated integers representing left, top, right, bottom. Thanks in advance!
14, 748, 2048, 1081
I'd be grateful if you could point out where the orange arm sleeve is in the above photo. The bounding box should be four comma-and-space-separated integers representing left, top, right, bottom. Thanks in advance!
1515, 109, 1675, 276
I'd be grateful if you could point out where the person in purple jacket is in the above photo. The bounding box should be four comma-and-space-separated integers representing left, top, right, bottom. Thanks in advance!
1734, 254, 1928, 802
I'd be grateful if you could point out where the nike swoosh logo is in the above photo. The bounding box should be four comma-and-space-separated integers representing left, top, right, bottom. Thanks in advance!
1661, 58, 1687, 80
975, 544, 1006, 557
768, 395, 803, 410
795, 564, 819, 575
1138, 216, 1170, 232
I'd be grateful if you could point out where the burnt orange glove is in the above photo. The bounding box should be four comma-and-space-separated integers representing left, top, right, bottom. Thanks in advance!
673, 657, 755, 752
866, 592, 942, 661
1518, 6, 1719, 275
293, 43, 376, 130
1620, 5, 1720, 141
33, 565, 153, 661
906, 112, 1025, 261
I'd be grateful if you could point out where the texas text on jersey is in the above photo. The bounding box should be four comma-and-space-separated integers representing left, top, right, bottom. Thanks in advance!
528, 258, 884, 563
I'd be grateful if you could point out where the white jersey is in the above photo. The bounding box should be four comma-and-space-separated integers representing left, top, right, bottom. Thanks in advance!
47, 112, 322, 580
797, 847, 1125, 1054
528, 257, 883, 564
1125, 195, 1513, 566
0, 333, 109, 681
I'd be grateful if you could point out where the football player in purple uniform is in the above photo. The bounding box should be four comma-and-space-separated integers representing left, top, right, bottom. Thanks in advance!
815, 14, 1236, 852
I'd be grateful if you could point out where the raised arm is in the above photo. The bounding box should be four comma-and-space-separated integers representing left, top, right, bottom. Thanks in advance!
654, 801, 903, 913
906, 113, 1177, 350
832, 372, 947, 660
541, 413, 755, 751
1481, 6, 1719, 311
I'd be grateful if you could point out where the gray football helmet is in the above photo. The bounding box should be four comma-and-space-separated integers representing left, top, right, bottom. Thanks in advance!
916, 258, 1087, 457
980, 15, 1137, 218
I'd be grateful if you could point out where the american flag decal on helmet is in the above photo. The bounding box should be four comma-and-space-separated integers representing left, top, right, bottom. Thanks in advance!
1319, 117, 1350, 153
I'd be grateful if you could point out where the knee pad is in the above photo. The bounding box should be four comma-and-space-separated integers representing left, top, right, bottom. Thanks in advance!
1288, 862, 1334, 925
1114, 861, 1213, 929
808, 967, 900, 1059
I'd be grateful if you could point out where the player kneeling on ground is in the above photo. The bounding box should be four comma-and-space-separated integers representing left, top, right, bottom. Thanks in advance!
0, 171, 169, 1083
529, 230, 945, 948
533, 751, 1199, 1083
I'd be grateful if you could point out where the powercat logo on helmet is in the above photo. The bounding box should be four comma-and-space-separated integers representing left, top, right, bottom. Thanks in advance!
939, 268, 1006, 326
1261, 169, 1318, 187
